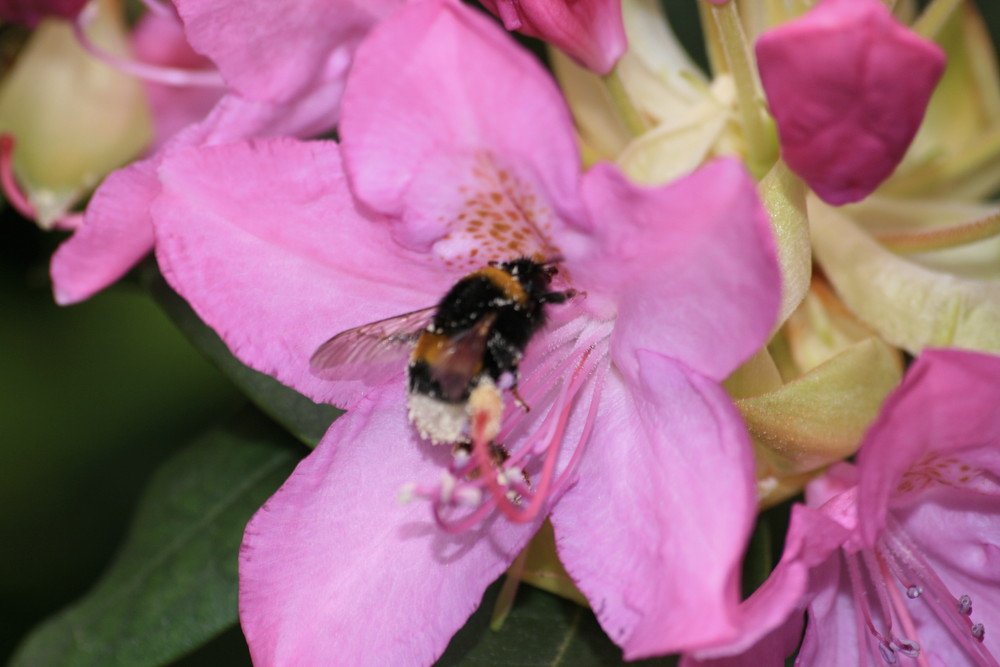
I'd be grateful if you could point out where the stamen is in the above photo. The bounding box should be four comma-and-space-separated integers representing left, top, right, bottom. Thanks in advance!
0, 135, 36, 220
471, 343, 601, 523
876, 552, 927, 667
454, 486, 483, 507
439, 470, 456, 504
957, 594, 973, 616
73, 3, 224, 88
973, 624, 986, 642
883, 523, 1000, 667
846, 553, 892, 658
907, 586, 924, 599
890, 638, 921, 659
432, 494, 497, 534
398, 482, 417, 504
864, 551, 897, 638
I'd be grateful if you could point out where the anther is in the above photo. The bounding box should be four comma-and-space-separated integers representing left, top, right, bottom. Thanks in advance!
958, 594, 973, 616
454, 486, 483, 507
398, 482, 417, 504
439, 471, 457, 504
878, 642, 898, 664
972, 623, 985, 642
890, 638, 920, 659
906, 586, 923, 599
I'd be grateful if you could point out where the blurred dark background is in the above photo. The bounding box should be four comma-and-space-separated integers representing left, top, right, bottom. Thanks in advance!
3, 1, 1000, 665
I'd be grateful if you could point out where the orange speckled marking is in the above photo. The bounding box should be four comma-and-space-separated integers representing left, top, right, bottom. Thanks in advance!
896, 455, 986, 494
432, 151, 561, 271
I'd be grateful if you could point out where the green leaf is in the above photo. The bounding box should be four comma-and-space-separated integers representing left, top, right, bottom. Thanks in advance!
144, 264, 341, 448
10, 408, 301, 667
438, 580, 678, 666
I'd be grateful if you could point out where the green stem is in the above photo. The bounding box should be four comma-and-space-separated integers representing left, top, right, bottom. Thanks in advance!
602, 67, 648, 137
711, 1, 775, 177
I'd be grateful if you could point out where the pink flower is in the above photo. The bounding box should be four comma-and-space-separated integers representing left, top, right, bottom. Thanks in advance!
150, 1, 781, 663
755, 0, 945, 205
48, 0, 402, 305
0, 0, 86, 25
479, 0, 625, 74
686, 348, 1000, 666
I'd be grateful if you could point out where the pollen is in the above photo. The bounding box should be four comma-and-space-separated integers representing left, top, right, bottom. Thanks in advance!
406, 392, 468, 445
467, 377, 503, 443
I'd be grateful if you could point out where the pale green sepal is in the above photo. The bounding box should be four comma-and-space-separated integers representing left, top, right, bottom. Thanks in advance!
724, 346, 784, 400
739, 337, 902, 480
0, 0, 152, 227
758, 160, 811, 327
810, 198, 1000, 353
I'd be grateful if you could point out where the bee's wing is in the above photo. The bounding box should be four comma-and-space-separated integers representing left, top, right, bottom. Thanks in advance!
431, 312, 499, 402
309, 307, 436, 381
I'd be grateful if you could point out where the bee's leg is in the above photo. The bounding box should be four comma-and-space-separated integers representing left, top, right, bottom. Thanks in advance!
543, 288, 580, 304
510, 383, 531, 413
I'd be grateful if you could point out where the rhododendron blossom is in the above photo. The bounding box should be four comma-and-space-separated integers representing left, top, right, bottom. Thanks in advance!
45, 0, 403, 305
756, 0, 946, 205
149, 1, 782, 663
686, 348, 1000, 666
479, 0, 626, 74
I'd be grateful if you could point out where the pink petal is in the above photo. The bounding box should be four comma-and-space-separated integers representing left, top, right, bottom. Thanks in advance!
478, 0, 626, 75
240, 384, 538, 666
49, 158, 158, 305
340, 0, 582, 228
130, 10, 223, 148
565, 159, 780, 382
856, 348, 1000, 544
174, 0, 401, 106
152, 137, 458, 409
890, 498, 1000, 663
682, 615, 804, 667
755, 0, 945, 205
0, 0, 86, 25
549, 350, 756, 657
689, 504, 850, 663
50, 88, 349, 305
796, 552, 868, 665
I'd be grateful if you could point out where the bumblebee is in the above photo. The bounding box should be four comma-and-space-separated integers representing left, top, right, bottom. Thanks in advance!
310, 257, 575, 444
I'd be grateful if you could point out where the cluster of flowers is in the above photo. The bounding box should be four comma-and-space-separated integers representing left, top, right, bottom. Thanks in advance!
4, 0, 999, 664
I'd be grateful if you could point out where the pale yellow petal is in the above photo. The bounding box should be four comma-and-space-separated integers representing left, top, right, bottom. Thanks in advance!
550, 48, 632, 163
616, 104, 729, 184
810, 198, 1000, 353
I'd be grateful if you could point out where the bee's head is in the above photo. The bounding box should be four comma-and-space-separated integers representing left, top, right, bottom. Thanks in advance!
500, 256, 557, 300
